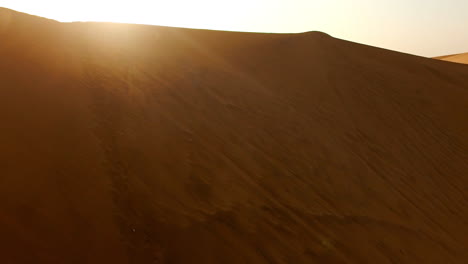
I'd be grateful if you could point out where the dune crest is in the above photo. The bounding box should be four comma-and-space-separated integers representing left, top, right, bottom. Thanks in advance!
1, 8, 468, 264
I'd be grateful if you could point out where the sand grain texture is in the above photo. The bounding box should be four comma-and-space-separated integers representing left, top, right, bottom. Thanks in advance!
1, 8, 468, 264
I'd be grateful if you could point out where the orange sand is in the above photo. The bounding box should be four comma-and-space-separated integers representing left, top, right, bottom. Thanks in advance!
434, 52, 468, 64
1, 7, 468, 263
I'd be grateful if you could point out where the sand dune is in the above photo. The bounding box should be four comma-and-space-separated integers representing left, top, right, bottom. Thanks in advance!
435, 52, 468, 64
1, 7, 468, 264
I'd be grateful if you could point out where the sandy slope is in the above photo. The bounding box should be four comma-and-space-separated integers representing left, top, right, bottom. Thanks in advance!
435, 52, 468, 64
1, 7, 468, 264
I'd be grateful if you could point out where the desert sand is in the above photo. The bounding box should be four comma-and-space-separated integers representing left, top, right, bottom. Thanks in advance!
435, 52, 468, 64
1, 7, 468, 264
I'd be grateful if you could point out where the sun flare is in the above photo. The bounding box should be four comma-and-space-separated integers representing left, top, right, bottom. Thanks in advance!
1, 0, 268, 32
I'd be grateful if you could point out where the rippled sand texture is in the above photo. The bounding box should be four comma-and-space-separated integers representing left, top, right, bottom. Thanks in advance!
1, 7, 468, 264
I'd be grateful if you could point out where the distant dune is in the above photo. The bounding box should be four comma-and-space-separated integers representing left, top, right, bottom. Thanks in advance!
1, 7, 468, 264
435, 52, 468, 64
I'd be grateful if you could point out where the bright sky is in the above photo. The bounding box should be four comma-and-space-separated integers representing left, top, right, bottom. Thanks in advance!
2, 0, 467, 57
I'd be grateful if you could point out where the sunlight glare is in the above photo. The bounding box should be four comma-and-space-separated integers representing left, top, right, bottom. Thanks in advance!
1, 0, 270, 32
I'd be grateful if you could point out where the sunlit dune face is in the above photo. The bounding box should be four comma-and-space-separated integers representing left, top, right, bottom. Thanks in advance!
85, 23, 160, 57
0, 8, 13, 34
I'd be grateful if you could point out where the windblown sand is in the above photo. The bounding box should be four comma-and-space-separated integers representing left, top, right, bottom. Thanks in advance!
1, 7, 468, 264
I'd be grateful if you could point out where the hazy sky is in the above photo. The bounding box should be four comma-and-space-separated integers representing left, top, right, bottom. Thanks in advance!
2, 0, 467, 56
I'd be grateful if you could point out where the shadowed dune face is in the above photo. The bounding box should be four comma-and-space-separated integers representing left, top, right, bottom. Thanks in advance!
1, 8, 468, 264
435, 52, 468, 64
